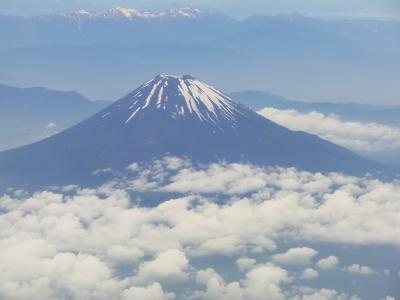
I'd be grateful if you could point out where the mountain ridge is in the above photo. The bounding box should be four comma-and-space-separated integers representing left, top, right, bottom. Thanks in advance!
0, 75, 390, 192
63, 7, 212, 20
0, 84, 108, 151
230, 90, 400, 126
1, 8, 398, 103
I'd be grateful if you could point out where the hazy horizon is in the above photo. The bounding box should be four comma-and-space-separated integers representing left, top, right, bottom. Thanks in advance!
1, 0, 400, 21
1, 1, 400, 105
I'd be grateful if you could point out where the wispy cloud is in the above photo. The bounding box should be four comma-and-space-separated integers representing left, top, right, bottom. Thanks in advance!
258, 108, 400, 153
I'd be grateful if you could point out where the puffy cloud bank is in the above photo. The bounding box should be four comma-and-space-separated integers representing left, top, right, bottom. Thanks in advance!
1, 158, 399, 299
258, 108, 400, 153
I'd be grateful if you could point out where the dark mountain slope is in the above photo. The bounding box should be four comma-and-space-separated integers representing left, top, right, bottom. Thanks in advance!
0, 75, 388, 191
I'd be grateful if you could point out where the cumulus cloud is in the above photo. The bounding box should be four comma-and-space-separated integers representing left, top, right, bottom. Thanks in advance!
236, 257, 257, 272
242, 263, 291, 299
258, 108, 400, 153
120, 283, 174, 300
193, 263, 291, 300
106, 244, 144, 264
344, 264, 377, 275
271, 247, 318, 266
193, 265, 359, 300
316, 256, 339, 270
133, 249, 189, 284
126, 157, 354, 196
127, 159, 271, 195
290, 288, 361, 300
45, 122, 57, 129
0, 242, 128, 300
301, 268, 319, 281
195, 268, 224, 286
1, 159, 399, 299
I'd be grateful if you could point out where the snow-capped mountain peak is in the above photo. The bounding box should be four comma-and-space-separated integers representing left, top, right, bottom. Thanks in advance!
75, 9, 90, 16
108, 7, 142, 18
102, 75, 247, 127
65, 7, 210, 20
0, 75, 386, 191
161, 8, 207, 18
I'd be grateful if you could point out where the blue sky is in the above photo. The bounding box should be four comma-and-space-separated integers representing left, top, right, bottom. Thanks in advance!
1, 0, 399, 20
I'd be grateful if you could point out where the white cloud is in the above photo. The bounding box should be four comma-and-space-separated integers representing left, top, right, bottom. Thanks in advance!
45, 122, 57, 129
290, 288, 361, 300
301, 268, 319, 281
271, 247, 318, 266
106, 245, 144, 264
242, 263, 291, 299
120, 283, 175, 300
193, 263, 290, 300
192, 268, 244, 300
133, 249, 189, 284
316, 256, 339, 270
0, 240, 127, 300
195, 268, 224, 286
345, 264, 377, 275
161, 162, 269, 195
258, 108, 400, 153
1, 159, 399, 299
236, 257, 257, 272
193, 264, 357, 300
126, 157, 350, 196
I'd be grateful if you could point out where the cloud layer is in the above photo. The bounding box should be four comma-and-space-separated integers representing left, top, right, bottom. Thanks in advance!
1, 158, 399, 299
258, 108, 400, 153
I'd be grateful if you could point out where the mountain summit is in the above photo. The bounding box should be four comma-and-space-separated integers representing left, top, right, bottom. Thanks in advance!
0, 75, 385, 190
106, 74, 246, 128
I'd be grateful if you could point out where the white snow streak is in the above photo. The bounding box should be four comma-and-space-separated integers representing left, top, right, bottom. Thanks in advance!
120, 75, 245, 125
142, 80, 162, 109
125, 107, 141, 123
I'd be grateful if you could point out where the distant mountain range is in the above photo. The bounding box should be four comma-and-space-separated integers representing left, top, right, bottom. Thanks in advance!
0, 75, 388, 191
64, 7, 214, 20
0, 7, 235, 49
0, 84, 108, 151
0, 7, 399, 103
231, 91, 400, 127
1, 83, 400, 152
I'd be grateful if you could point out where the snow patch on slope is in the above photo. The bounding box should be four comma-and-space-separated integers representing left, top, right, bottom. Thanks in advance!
119, 75, 245, 125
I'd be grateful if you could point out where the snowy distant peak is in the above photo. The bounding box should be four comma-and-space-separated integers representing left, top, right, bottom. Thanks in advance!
65, 9, 92, 19
97, 7, 166, 19
65, 7, 210, 20
104, 7, 143, 18
75, 10, 90, 17
161, 8, 207, 19
115, 74, 246, 126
